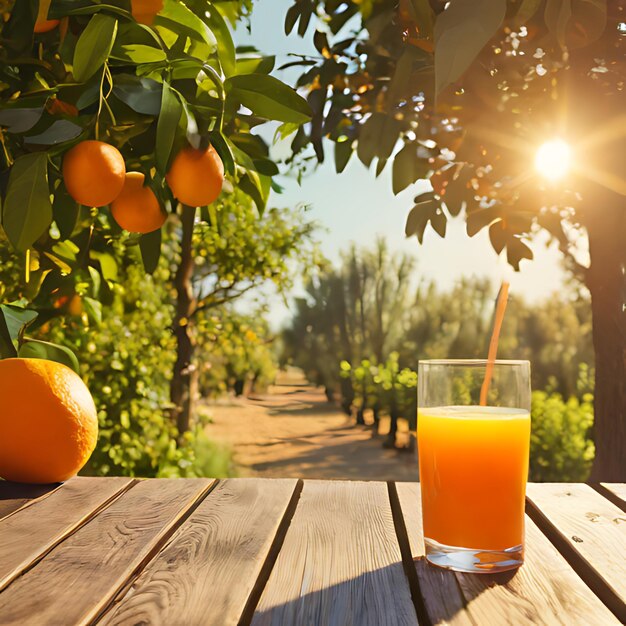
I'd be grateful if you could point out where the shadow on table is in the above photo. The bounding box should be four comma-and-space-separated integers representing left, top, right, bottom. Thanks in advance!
0, 481, 59, 519
248, 561, 421, 626
249, 557, 521, 626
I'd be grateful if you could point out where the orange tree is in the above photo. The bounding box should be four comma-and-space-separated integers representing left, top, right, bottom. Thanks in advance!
281, 0, 624, 480
0, 0, 311, 431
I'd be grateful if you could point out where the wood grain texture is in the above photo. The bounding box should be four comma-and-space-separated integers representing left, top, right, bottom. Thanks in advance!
0, 478, 214, 626
252, 480, 418, 626
527, 482, 626, 622
396, 482, 619, 625
597, 483, 626, 511
395, 483, 474, 626
99, 478, 298, 626
0, 481, 60, 521
0, 476, 132, 591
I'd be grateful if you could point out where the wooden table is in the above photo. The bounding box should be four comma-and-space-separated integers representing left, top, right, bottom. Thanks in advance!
0, 479, 624, 625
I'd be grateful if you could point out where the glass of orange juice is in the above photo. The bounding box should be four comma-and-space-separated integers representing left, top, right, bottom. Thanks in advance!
417, 359, 531, 573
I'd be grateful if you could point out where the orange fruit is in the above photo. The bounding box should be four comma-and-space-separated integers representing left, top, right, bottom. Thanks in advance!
0, 358, 98, 483
131, 0, 164, 25
34, 18, 60, 33
166, 145, 224, 207
111, 171, 166, 233
62, 140, 126, 207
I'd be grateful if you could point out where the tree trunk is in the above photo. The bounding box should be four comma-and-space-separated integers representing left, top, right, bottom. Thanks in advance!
372, 404, 380, 435
586, 198, 626, 482
356, 406, 365, 425
170, 206, 197, 436
340, 376, 354, 415
384, 408, 399, 448
324, 385, 334, 402
233, 379, 245, 397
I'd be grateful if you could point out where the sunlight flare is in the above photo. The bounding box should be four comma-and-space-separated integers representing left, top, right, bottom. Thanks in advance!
535, 139, 571, 181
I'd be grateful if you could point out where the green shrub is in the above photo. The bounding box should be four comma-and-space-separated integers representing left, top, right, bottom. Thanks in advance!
41, 259, 232, 478
530, 389, 595, 482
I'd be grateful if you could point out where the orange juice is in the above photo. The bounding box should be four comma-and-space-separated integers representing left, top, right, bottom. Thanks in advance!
418, 406, 530, 550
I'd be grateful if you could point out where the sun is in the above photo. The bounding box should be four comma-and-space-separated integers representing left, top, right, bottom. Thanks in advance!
534, 139, 571, 181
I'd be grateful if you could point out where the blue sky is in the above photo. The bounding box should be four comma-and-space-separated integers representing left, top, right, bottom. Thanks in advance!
235, 0, 568, 326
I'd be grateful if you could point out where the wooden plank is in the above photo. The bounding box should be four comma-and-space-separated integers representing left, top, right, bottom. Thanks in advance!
0, 478, 214, 625
99, 478, 299, 626
394, 483, 474, 626
0, 476, 133, 591
0, 481, 61, 521
396, 482, 619, 625
252, 480, 418, 626
527, 483, 626, 622
596, 483, 626, 511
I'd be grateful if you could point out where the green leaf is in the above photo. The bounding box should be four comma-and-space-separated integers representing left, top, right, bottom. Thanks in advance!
73, 14, 118, 82
0, 316, 17, 359
88, 265, 101, 298
405, 0, 434, 38
442, 166, 473, 216
113, 75, 162, 116
157, 0, 217, 49
229, 134, 277, 175
0, 304, 38, 358
204, 3, 236, 76
389, 50, 414, 105
489, 220, 507, 254
405, 192, 440, 243
506, 237, 533, 271
334, 140, 353, 174
239, 170, 271, 214
434, 0, 506, 93
227, 139, 256, 171
225, 74, 312, 124
24, 120, 83, 146
357, 113, 400, 167
229, 133, 269, 158
430, 208, 447, 238
235, 56, 276, 75
140, 228, 162, 274
52, 240, 79, 263
392, 143, 429, 194
18, 339, 80, 373
53, 188, 80, 240
3, 153, 52, 252
208, 131, 235, 176
82, 296, 103, 325
0, 108, 44, 134
90, 251, 118, 281
274, 121, 299, 141
111, 44, 167, 64
284, 3, 300, 35
49, 2, 131, 19
466, 205, 502, 237
156, 81, 182, 175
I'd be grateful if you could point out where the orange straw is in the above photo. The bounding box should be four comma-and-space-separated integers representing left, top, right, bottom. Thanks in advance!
479, 281, 510, 406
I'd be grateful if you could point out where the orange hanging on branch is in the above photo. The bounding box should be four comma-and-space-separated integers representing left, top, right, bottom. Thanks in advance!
111, 172, 167, 234
62, 140, 126, 207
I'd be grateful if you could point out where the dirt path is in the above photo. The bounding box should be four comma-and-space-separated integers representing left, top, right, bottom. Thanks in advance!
203, 384, 418, 481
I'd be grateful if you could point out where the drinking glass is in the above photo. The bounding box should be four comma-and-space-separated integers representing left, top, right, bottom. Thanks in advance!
417, 359, 531, 573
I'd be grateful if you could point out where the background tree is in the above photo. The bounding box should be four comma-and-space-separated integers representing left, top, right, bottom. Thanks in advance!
0, 0, 313, 432
284, 242, 593, 402
171, 190, 318, 431
282, 238, 415, 410
196, 308, 278, 398
281, 0, 624, 479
